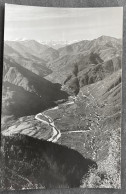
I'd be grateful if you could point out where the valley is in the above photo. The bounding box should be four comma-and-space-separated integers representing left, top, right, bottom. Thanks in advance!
1, 35, 122, 189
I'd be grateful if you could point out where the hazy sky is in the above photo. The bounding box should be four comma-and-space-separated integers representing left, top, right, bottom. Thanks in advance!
4, 4, 123, 42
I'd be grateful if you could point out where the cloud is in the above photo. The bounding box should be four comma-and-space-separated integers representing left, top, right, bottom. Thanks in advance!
4, 4, 123, 41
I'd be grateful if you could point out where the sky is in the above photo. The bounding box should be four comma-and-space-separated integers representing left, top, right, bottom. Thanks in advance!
4, 4, 123, 43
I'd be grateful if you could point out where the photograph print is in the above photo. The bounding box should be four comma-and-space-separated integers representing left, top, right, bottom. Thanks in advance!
1, 4, 123, 190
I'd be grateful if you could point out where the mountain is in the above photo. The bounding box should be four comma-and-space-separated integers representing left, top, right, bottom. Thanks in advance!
58, 36, 122, 59
5, 40, 48, 59
1, 36, 122, 189
4, 40, 61, 76
2, 56, 68, 124
45, 36, 122, 92
5, 40, 60, 62
4, 43, 52, 77
63, 55, 122, 95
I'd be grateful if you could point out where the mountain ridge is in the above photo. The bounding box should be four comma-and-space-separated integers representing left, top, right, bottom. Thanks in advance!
2, 55, 68, 123
45, 36, 122, 90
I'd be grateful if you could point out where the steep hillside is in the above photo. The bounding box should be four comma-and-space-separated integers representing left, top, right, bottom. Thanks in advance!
5, 40, 48, 59
5, 40, 59, 63
1, 56, 68, 124
41, 70, 122, 188
46, 52, 102, 83
14, 40, 59, 62
58, 36, 122, 60
1, 134, 97, 190
63, 55, 122, 95
4, 43, 52, 77
46, 36, 122, 85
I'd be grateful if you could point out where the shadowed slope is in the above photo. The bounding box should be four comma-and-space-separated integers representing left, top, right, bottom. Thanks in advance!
2, 134, 97, 190
2, 56, 68, 123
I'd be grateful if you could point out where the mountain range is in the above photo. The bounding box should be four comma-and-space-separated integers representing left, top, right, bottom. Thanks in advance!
1, 35, 122, 189
44, 36, 122, 95
2, 35, 122, 124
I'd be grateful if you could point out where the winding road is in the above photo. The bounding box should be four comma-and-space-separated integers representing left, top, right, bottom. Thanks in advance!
35, 112, 61, 143
35, 93, 93, 143
35, 100, 77, 142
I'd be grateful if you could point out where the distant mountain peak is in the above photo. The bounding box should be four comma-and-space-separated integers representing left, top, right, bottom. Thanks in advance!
97, 35, 120, 41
